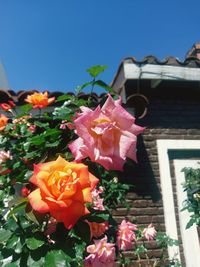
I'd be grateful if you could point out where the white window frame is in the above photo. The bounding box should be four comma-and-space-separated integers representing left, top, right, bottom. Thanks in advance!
174, 160, 200, 267
156, 140, 200, 262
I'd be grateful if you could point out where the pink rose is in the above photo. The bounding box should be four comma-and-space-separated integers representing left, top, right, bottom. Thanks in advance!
69, 94, 144, 171
84, 236, 115, 267
117, 220, 138, 251
142, 224, 157, 241
28, 124, 36, 133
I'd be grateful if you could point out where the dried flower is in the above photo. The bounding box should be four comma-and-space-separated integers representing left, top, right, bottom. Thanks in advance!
142, 224, 157, 241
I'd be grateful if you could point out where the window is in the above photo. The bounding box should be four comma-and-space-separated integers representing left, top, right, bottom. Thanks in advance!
157, 140, 200, 266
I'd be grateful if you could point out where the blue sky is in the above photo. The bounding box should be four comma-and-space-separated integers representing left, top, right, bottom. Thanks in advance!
0, 0, 200, 93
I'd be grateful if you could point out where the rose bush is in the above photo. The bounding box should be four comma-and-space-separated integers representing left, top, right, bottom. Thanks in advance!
0, 66, 180, 267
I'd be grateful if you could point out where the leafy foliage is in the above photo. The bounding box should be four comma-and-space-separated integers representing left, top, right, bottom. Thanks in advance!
182, 166, 200, 228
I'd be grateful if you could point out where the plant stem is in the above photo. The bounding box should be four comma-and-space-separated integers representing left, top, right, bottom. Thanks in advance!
88, 78, 96, 105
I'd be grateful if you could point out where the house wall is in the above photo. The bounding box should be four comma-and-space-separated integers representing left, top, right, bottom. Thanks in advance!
113, 98, 200, 266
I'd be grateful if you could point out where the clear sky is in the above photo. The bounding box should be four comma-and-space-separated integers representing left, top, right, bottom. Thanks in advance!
0, 0, 200, 93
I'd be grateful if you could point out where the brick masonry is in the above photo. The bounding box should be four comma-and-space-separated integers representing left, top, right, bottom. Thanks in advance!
114, 98, 200, 266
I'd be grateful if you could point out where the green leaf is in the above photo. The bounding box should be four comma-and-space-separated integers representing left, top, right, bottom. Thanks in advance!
26, 235, 45, 250
12, 161, 21, 169
7, 198, 28, 218
186, 218, 195, 229
34, 121, 49, 128
44, 250, 71, 267
75, 81, 93, 93
94, 80, 114, 93
25, 210, 40, 225
52, 107, 72, 119
43, 129, 61, 137
6, 235, 20, 250
74, 242, 86, 264
135, 244, 147, 256
45, 140, 60, 148
30, 136, 45, 145
0, 229, 12, 243
23, 141, 31, 151
4, 218, 18, 232
19, 104, 32, 113
84, 210, 109, 223
23, 151, 38, 159
86, 65, 108, 78
73, 221, 91, 244
3, 263, 19, 267
56, 95, 73, 102
27, 256, 45, 267
14, 238, 24, 254
24, 170, 33, 180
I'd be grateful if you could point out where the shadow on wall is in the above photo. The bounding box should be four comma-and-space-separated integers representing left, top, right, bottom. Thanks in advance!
120, 135, 161, 202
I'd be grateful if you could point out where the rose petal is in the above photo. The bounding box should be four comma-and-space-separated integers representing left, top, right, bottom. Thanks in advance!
28, 189, 50, 213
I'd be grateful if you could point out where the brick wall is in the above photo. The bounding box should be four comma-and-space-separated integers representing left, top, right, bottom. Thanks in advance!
113, 98, 200, 266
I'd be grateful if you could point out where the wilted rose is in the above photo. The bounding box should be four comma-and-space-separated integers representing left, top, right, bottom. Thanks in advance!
142, 224, 157, 241
84, 236, 115, 267
117, 220, 138, 251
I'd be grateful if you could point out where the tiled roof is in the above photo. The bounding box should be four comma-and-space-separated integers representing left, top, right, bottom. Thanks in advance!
121, 55, 200, 68
0, 90, 108, 105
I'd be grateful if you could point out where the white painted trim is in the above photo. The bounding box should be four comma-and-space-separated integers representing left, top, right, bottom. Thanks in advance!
124, 63, 200, 81
156, 140, 200, 262
112, 62, 200, 93
174, 160, 200, 267
111, 66, 126, 93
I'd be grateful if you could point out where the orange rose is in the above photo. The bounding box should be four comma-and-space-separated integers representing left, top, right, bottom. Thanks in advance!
88, 221, 109, 238
28, 156, 99, 229
25, 92, 55, 108
0, 114, 8, 130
